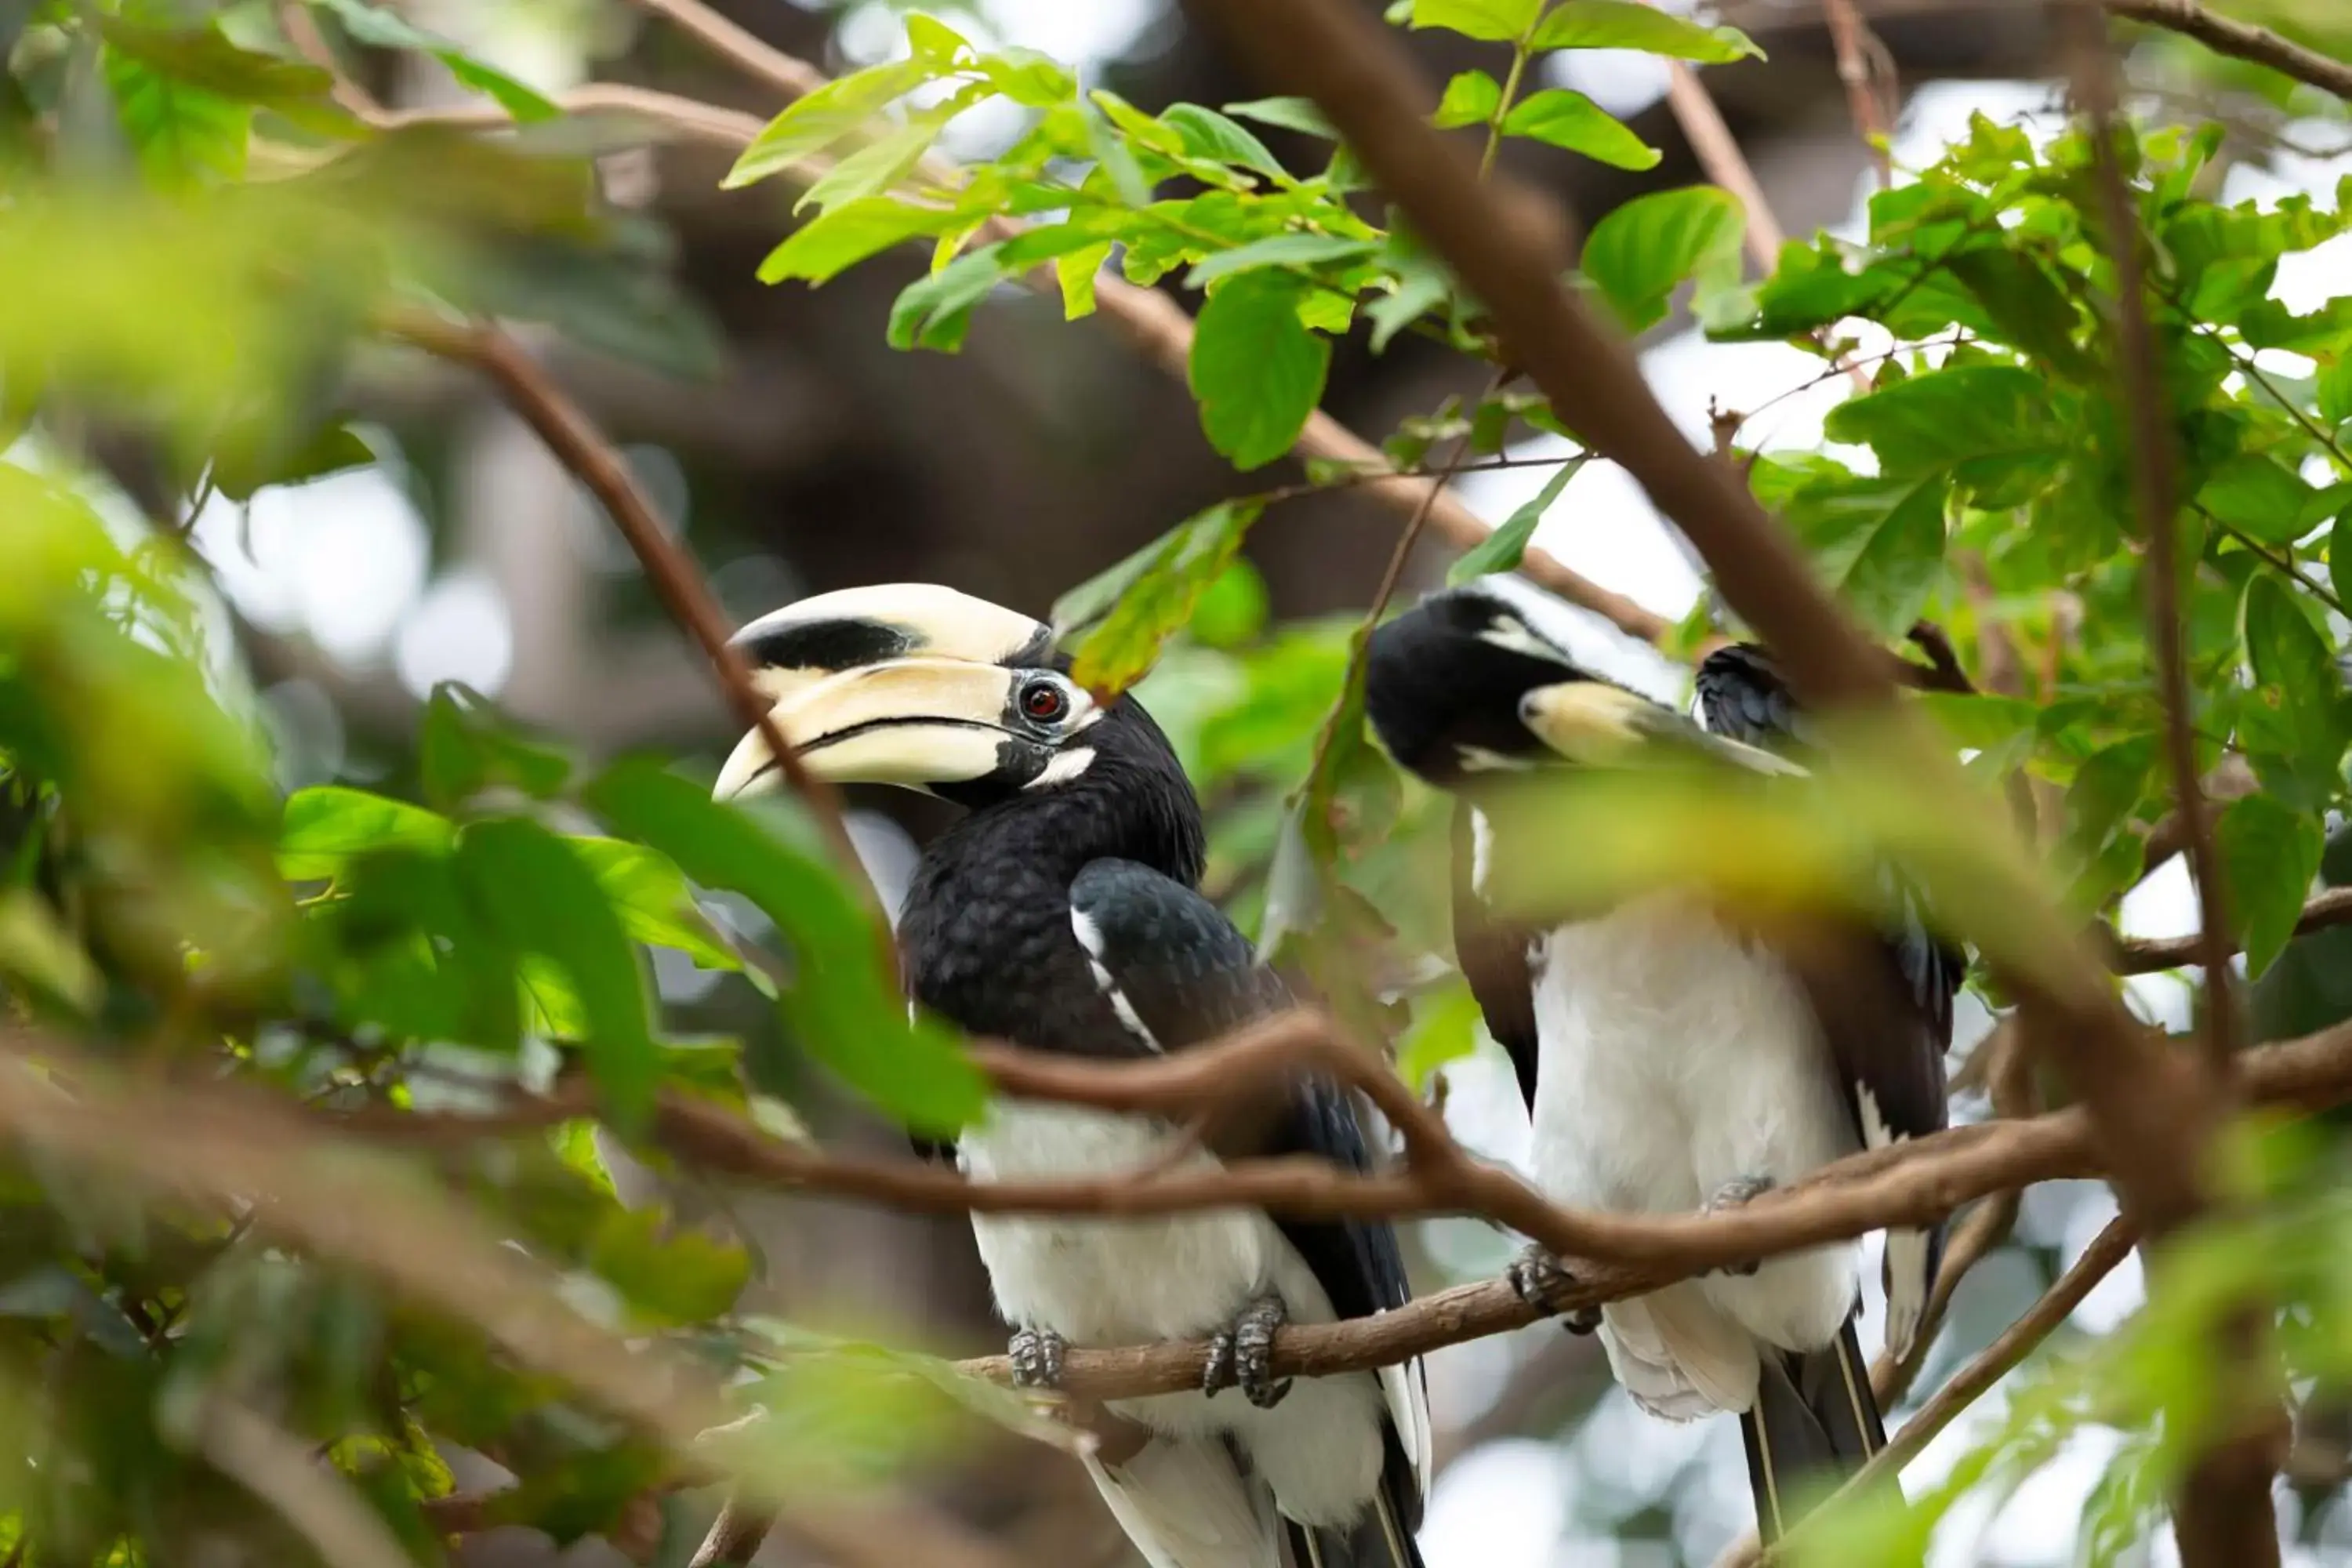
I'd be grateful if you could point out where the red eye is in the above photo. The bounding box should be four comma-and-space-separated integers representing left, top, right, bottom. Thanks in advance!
1022, 682, 1068, 723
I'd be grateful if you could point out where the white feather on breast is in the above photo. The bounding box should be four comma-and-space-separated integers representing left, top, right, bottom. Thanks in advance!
960, 1098, 1392, 1530
1528, 893, 1861, 1374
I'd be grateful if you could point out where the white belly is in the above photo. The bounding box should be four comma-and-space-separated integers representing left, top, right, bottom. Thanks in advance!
1529, 895, 1860, 1360
959, 1099, 1389, 1528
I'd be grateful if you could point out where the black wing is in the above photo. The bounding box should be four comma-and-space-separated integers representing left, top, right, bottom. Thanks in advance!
1697, 644, 1963, 1351
1450, 802, 1541, 1112
1068, 858, 1427, 1529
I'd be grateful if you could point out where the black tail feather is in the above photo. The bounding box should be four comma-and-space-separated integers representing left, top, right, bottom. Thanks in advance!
1283, 1483, 1424, 1568
1739, 1316, 1891, 1544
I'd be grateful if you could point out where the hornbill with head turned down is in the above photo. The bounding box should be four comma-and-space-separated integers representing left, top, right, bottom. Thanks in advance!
1362, 574, 1960, 1544
716, 584, 1429, 1568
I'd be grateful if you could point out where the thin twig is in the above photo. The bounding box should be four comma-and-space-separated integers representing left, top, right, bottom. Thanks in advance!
2071, 8, 2238, 1076
2112, 886, 2352, 975
1719, 1214, 2143, 1568
396, 0, 1672, 647
1822, 0, 1895, 184
2105, 0, 2352, 101
627, 0, 826, 99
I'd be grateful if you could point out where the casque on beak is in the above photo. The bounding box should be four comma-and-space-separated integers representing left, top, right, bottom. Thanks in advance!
711, 584, 1083, 802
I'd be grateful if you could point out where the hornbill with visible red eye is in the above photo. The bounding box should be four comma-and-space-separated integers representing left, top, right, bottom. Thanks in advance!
1362, 575, 1961, 1544
716, 584, 1429, 1568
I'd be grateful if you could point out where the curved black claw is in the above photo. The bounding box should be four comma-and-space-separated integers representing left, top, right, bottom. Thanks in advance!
1008, 1325, 1067, 1390
1203, 1293, 1293, 1409
1508, 1244, 1600, 1334
1702, 1174, 1777, 1276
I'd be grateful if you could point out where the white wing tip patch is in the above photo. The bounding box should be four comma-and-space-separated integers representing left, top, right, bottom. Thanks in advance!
1857, 1082, 1933, 1359
1069, 906, 1163, 1053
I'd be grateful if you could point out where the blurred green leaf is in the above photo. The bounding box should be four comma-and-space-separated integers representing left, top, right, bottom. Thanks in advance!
1581, 185, 1744, 333
456, 818, 659, 1127
1071, 501, 1265, 697
1184, 234, 1377, 288
1448, 458, 1584, 583
887, 245, 1007, 353
1432, 70, 1501, 130
1397, 981, 1481, 1089
724, 58, 938, 190
1409, 0, 1541, 42
2198, 453, 2312, 546
0, 889, 100, 1013
1222, 97, 1337, 139
583, 760, 985, 1135
1530, 0, 1762, 60
2217, 793, 2323, 978
1501, 89, 1659, 170
564, 837, 739, 970
758, 198, 964, 286
587, 1207, 750, 1327
279, 788, 453, 880
313, 0, 559, 122
417, 684, 572, 814
1189, 271, 1330, 470
1783, 474, 1948, 637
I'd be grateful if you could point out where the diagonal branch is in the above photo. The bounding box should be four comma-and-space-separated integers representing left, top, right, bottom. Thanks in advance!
2106, 0, 2352, 101
2111, 886, 2352, 975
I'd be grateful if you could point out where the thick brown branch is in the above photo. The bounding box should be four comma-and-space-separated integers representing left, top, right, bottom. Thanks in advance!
336, 1011, 2352, 1406
2106, 0, 2352, 101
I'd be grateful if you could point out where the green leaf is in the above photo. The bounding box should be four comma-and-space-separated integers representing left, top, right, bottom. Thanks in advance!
1368, 260, 1453, 354
905, 13, 972, 64
1581, 185, 1744, 334
99, 19, 358, 137
456, 818, 659, 1127
1449, 458, 1584, 583
564, 837, 739, 969
1223, 97, 1338, 139
796, 112, 949, 216
2241, 572, 2344, 787
0, 890, 101, 1013
757, 198, 963, 285
976, 48, 1073, 107
102, 43, 252, 186
1530, 0, 1763, 60
314, 0, 559, 122
583, 760, 985, 1135
2198, 453, 2312, 546
417, 684, 570, 813
588, 1206, 751, 1327
2218, 794, 2324, 978
1500, 89, 1660, 170
2332, 508, 2352, 614
1784, 474, 1948, 637
1044, 240, 1108, 319
1410, 0, 1543, 42
208, 419, 375, 504
1069, 501, 1266, 696
1162, 103, 1288, 183
1823, 365, 2067, 498
1432, 71, 1501, 131
1184, 234, 1379, 288
887, 245, 1008, 353
1188, 273, 1330, 470
2319, 358, 2352, 427
278, 787, 454, 880
1397, 982, 1483, 1089
724, 58, 936, 189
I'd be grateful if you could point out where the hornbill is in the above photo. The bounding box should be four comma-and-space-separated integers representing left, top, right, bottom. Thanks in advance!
1361, 575, 1960, 1543
714, 584, 1429, 1568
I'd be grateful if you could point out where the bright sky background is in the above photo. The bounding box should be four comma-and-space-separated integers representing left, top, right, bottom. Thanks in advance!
159, 3, 2352, 1562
